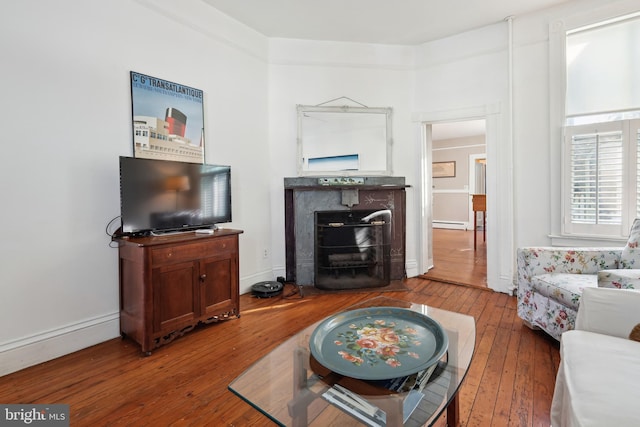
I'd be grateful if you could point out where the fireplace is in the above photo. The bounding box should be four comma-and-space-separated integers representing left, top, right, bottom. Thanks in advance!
284, 177, 407, 289
315, 209, 391, 289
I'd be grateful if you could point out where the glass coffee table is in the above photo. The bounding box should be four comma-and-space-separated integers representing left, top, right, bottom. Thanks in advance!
229, 296, 475, 426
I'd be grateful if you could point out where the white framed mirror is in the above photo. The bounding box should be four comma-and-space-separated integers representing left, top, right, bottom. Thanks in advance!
297, 104, 393, 176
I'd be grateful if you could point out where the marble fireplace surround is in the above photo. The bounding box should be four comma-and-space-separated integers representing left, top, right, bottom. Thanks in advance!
284, 176, 408, 287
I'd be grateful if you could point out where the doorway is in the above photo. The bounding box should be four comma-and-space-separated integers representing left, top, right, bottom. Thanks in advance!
420, 120, 488, 288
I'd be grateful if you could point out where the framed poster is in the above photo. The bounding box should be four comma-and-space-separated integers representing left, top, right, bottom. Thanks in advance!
433, 161, 456, 178
130, 71, 205, 163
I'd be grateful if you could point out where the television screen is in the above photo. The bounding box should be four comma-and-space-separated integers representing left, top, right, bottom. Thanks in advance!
119, 156, 231, 235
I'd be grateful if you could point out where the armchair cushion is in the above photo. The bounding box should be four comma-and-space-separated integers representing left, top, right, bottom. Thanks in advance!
597, 269, 640, 289
551, 330, 640, 427
530, 273, 596, 311
575, 287, 640, 338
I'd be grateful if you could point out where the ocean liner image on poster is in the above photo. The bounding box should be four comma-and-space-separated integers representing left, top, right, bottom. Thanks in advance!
130, 72, 205, 163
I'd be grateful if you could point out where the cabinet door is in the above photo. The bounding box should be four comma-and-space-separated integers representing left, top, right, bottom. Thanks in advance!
199, 254, 238, 318
152, 260, 199, 334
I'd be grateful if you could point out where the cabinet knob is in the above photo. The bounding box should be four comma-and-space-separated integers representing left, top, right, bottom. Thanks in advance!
200, 274, 207, 282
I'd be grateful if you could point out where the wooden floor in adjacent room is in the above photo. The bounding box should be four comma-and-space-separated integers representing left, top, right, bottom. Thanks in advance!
0, 277, 560, 427
421, 228, 488, 289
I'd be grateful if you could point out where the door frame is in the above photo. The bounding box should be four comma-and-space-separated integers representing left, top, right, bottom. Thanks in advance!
413, 103, 513, 294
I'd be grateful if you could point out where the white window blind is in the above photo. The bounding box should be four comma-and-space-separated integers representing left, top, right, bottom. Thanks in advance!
569, 129, 623, 224
566, 14, 640, 119
565, 120, 640, 237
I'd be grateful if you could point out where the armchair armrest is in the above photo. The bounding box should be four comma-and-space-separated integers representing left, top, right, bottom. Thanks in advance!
517, 247, 620, 281
575, 287, 640, 339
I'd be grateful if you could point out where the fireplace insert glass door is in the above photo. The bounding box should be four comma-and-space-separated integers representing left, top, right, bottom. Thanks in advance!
315, 209, 391, 289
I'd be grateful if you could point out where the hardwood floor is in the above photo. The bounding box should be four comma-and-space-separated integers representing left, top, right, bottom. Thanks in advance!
420, 228, 487, 289
0, 278, 560, 426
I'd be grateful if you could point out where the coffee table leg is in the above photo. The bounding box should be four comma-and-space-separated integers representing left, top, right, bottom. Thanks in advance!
290, 348, 310, 427
376, 397, 404, 427
447, 394, 459, 426
446, 329, 460, 426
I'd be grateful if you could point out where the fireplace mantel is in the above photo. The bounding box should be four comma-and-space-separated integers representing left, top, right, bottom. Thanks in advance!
284, 176, 407, 190
284, 177, 408, 287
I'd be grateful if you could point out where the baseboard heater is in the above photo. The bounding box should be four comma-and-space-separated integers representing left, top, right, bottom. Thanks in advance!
433, 221, 466, 230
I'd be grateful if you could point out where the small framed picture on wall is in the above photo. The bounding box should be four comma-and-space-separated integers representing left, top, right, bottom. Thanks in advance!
433, 161, 456, 178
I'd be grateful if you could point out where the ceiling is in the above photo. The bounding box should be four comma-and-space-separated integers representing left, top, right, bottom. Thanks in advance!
203, 0, 571, 45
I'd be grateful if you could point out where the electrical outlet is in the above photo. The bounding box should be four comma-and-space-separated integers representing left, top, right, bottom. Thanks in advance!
263, 248, 268, 258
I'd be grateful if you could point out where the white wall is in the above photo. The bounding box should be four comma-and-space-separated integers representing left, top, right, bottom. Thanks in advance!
412, 0, 640, 293
268, 39, 419, 278
432, 135, 486, 226
512, 0, 640, 247
413, 22, 513, 292
0, 0, 272, 375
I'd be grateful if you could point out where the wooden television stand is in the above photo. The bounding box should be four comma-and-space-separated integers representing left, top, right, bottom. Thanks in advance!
114, 229, 243, 354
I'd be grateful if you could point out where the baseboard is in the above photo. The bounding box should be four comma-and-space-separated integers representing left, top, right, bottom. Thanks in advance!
433, 221, 467, 230
405, 259, 418, 278
0, 313, 120, 377
239, 269, 279, 295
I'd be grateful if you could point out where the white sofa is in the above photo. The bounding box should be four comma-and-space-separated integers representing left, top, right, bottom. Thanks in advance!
550, 287, 640, 427
517, 219, 640, 341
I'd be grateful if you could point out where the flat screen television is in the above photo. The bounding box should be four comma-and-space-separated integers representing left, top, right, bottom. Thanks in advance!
119, 156, 232, 236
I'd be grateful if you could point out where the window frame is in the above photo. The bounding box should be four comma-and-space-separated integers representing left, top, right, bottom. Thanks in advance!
562, 120, 640, 237
550, 5, 640, 242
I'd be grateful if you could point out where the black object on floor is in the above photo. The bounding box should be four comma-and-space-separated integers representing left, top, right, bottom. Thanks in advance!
251, 281, 284, 298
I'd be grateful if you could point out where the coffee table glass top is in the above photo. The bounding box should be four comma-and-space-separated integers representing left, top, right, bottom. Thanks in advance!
228, 296, 475, 426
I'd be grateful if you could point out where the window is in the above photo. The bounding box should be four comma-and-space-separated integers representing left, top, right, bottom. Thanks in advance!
562, 13, 640, 238
564, 120, 640, 236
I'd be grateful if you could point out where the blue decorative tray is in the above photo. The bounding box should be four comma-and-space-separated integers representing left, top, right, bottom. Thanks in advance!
309, 307, 448, 380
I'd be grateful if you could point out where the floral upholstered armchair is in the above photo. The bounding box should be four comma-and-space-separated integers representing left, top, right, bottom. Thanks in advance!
516, 219, 640, 341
